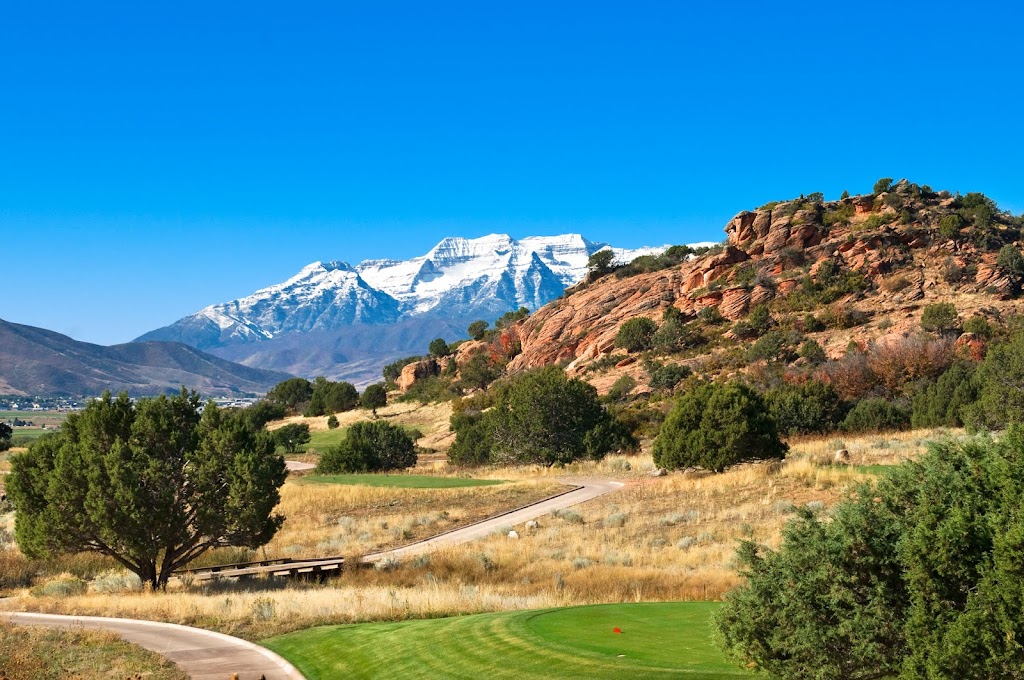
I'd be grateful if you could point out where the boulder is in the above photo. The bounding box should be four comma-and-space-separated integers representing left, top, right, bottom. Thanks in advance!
507, 530, 520, 540
833, 449, 851, 464
525, 520, 539, 530
397, 358, 440, 392
650, 467, 667, 477
955, 332, 988, 361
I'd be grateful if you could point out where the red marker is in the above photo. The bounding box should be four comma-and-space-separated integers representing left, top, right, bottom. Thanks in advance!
613, 627, 622, 634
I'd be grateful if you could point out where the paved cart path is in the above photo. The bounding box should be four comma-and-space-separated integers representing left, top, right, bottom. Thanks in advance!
0, 611, 304, 680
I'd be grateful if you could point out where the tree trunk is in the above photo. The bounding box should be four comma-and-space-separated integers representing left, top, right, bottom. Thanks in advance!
138, 562, 158, 592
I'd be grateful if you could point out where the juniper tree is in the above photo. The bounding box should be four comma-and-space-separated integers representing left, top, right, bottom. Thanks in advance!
7, 390, 286, 590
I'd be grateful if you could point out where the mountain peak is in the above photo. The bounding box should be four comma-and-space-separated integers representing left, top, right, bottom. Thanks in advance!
138, 232, 670, 381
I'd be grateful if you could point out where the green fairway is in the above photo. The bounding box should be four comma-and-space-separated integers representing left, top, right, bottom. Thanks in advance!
263, 602, 753, 679
300, 473, 504, 489
303, 427, 349, 451
853, 464, 896, 476
296, 423, 424, 453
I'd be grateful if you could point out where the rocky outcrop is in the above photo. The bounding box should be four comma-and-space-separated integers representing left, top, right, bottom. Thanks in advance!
509, 181, 1024, 374
397, 358, 440, 392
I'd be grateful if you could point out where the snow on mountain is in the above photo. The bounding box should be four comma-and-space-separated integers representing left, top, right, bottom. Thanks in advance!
138, 234, 690, 357
357, 233, 612, 316
136, 260, 401, 350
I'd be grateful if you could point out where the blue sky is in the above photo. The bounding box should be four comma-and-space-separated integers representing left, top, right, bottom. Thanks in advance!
2, 1, 1021, 344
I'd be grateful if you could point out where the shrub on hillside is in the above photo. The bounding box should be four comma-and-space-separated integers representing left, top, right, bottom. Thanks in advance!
872, 177, 894, 194
963, 327, 1024, 430
615, 317, 659, 352
797, 339, 827, 364
606, 375, 637, 402
910, 362, 978, 429
920, 303, 959, 335
763, 381, 848, 436
866, 335, 955, 394
653, 381, 787, 473
841, 398, 910, 433
646, 361, 691, 392
652, 314, 698, 354
962, 315, 993, 338
317, 420, 416, 473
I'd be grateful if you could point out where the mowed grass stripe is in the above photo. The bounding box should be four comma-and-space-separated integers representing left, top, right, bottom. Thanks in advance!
299, 474, 504, 489
263, 603, 754, 679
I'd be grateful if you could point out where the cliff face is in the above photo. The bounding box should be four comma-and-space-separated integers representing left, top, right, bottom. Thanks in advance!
508, 180, 1023, 375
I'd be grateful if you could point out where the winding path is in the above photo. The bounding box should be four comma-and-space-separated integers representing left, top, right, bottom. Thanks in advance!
2, 473, 623, 679
0, 612, 303, 680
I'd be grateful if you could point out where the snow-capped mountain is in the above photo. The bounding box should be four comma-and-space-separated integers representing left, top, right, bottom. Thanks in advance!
357, 234, 650, 318
137, 234, 675, 383
136, 260, 401, 350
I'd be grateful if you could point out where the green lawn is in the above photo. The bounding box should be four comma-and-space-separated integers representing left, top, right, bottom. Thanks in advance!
10, 428, 52, 442
263, 602, 754, 679
303, 427, 350, 452
300, 474, 504, 489
291, 423, 424, 453
853, 464, 896, 476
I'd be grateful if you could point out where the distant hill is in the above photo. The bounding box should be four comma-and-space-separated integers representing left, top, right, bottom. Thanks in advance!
137, 233, 675, 384
0, 318, 293, 397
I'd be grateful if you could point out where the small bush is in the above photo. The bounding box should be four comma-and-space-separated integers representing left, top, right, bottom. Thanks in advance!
615, 317, 659, 352
653, 380, 787, 473
90, 569, 143, 594
604, 512, 628, 528
326, 414, 339, 429
677, 536, 697, 550
250, 597, 276, 621
606, 375, 637, 402
920, 302, 958, 334
552, 509, 584, 524
31, 574, 87, 598
962, 315, 993, 338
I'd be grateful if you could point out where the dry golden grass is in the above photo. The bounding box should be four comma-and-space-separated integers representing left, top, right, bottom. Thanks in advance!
249, 478, 568, 561
787, 427, 963, 466
0, 428, 964, 639
267, 401, 456, 454
0, 620, 187, 679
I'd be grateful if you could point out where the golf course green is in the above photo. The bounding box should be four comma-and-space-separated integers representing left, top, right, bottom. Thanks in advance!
263, 602, 753, 679
300, 474, 505, 489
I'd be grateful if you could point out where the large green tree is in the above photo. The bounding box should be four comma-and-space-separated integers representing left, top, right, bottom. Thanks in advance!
305, 377, 359, 416
361, 383, 387, 416
6, 391, 286, 590
317, 420, 416, 473
718, 431, 1024, 679
266, 377, 313, 413
274, 422, 311, 453
653, 381, 786, 472
450, 366, 635, 466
